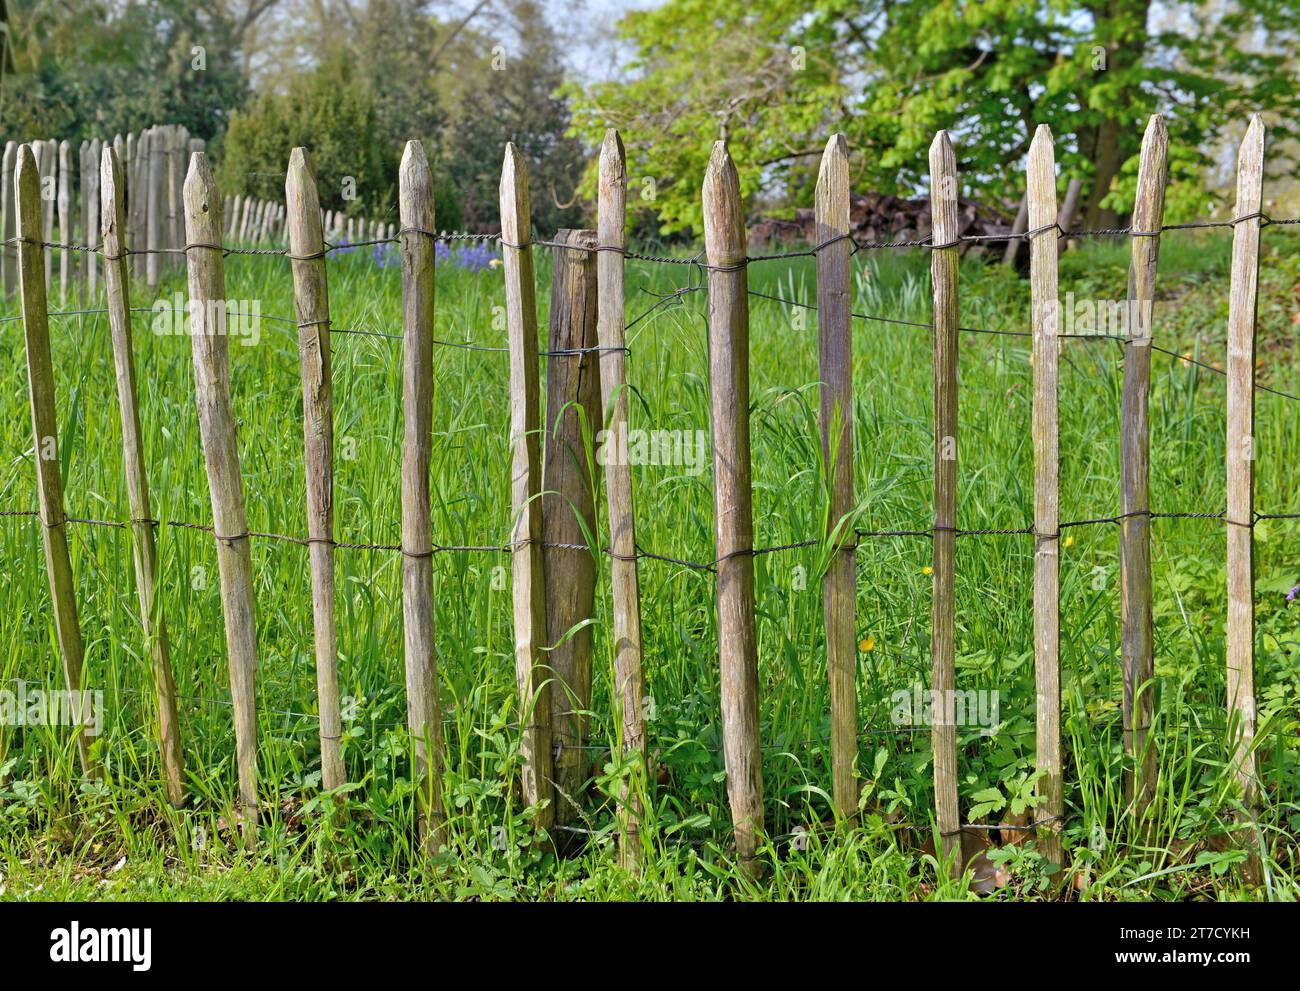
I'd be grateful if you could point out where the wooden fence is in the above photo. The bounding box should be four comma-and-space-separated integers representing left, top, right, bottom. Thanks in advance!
0, 123, 397, 303
2, 112, 1278, 881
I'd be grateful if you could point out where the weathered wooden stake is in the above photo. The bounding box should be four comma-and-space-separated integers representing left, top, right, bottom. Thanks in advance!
182, 152, 260, 833
596, 129, 646, 869
703, 141, 764, 877
101, 145, 185, 806
543, 228, 602, 830
1226, 115, 1264, 878
286, 148, 346, 795
58, 141, 72, 298
15, 145, 100, 778
1120, 115, 1168, 817
815, 133, 858, 820
1028, 125, 1063, 868
500, 142, 553, 828
2, 141, 16, 298
39, 140, 55, 294
147, 128, 164, 288
929, 131, 962, 874
398, 141, 448, 851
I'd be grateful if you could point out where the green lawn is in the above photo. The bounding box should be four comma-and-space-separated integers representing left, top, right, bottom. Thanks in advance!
0, 226, 1297, 900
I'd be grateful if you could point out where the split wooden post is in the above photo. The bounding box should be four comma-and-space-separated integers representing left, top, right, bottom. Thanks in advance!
286, 148, 346, 794
83, 140, 101, 300
1225, 115, 1264, 871
147, 128, 164, 288
1028, 125, 1063, 868
79, 140, 90, 296
15, 145, 100, 778
815, 133, 858, 820
1120, 115, 1168, 817
397, 140, 448, 851
929, 131, 962, 874
39, 140, 55, 294
167, 127, 183, 269
703, 141, 764, 877
543, 228, 602, 830
596, 129, 646, 869
2, 141, 16, 298
100, 145, 185, 806
182, 152, 260, 833
500, 142, 553, 828
57, 141, 72, 298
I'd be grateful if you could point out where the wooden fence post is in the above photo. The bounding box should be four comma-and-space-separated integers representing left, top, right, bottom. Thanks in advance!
1226, 115, 1264, 878
182, 152, 260, 834
39, 140, 55, 294
1120, 115, 1168, 817
286, 148, 346, 794
596, 129, 646, 869
397, 141, 448, 851
167, 127, 183, 270
83, 139, 101, 300
500, 142, 553, 829
2, 141, 15, 299
57, 141, 72, 298
816, 133, 858, 821
1028, 125, 1063, 869
100, 145, 185, 806
703, 141, 764, 877
147, 128, 164, 289
543, 228, 602, 831
15, 144, 101, 778
929, 131, 962, 874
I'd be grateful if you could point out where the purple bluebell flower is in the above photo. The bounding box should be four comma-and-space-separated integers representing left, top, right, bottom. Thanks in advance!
371, 242, 396, 269
334, 235, 356, 256
455, 241, 496, 273
1287, 585, 1299, 604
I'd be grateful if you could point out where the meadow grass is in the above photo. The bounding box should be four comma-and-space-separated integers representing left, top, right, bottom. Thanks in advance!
0, 227, 1296, 900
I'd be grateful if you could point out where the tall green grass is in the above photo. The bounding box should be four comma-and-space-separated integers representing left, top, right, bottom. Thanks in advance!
0, 228, 1296, 900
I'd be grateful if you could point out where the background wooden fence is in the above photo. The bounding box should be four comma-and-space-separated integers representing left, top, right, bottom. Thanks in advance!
1, 112, 1280, 881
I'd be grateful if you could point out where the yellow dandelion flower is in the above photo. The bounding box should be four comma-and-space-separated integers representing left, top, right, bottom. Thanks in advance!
1065, 534, 1074, 548
922, 565, 933, 576
858, 636, 876, 653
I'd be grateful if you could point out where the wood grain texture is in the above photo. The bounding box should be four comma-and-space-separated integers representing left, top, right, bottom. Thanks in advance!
397, 141, 448, 851
500, 142, 553, 828
2, 141, 16, 298
183, 152, 260, 834
1226, 116, 1264, 829
15, 144, 100, 779
57, 140, 71, 297
815, 133, 858, 819
147, 128, 163, 288
286, 148, 347, 795
543, 228, 602, 830
928, 130, 961, 874
1120, 115, 1167, 816
596, 130, 646, 870
38, 140, 54, 294
703, 141, 764, 878
1028, 125, 1062, 868
83, 139, 100, 299
101, 144, 185, 806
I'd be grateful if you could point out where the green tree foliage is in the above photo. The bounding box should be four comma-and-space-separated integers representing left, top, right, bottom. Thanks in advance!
0, 0, 247, 143
218, 58, 391, 215
439, 0, 586, 232
569, 0, 1300, 235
